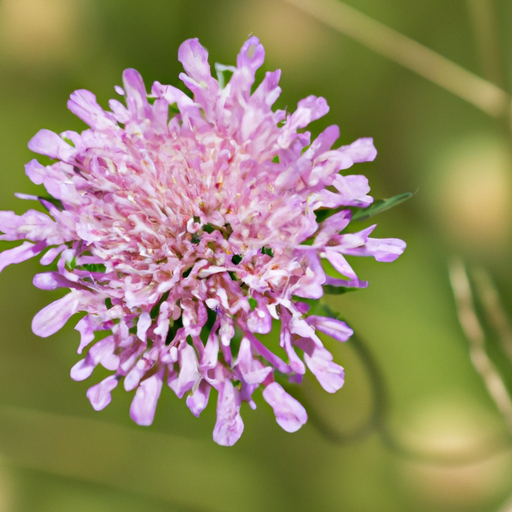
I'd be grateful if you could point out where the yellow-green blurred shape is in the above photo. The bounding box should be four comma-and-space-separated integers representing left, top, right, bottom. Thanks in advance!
0, 457, 14, 512
398, 395, 512, 508
229, 0, 330, 69
427, 135, 512, 252
0, 0, 88, 65
0, 404, 285, 512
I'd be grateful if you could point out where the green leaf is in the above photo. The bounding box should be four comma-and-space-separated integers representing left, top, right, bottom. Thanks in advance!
82, 263, 106, 273
223, 223, 233, 240
203, 223, 215, 234
261, 246, 274, 258
65, 256, 77, 272
231, 254, 242, 265
351, 191, 415, 222
323, 285, 361, 295
248, 297, 258, 310
61, 136, 75, 147
150, 290, 170, 319
314, 208, 332, 223
319, 303, 349, 324
38, 196, 64, 211
166, 316, 183, 345
200, 307, 218, 343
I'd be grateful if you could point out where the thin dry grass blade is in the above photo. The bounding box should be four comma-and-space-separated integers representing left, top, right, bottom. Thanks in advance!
472, 268, 512, 364
283, 0, 509, 118
466, 0, 504, 87
449, 259, 512, 436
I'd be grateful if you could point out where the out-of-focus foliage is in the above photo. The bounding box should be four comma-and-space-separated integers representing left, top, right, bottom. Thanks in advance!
0, 0, 511, 511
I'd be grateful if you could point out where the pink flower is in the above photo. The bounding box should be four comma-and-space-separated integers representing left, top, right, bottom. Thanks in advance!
0, 37, 406, 445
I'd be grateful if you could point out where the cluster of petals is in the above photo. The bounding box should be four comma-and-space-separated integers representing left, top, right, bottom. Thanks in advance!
0, 37, 405, 445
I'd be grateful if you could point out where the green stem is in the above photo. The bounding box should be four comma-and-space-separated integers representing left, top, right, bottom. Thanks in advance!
288, 317, 512, 465
285, 330, 384, 444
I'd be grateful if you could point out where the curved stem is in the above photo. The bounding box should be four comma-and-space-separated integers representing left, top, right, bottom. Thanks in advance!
472, 267, 512, 366
289, 307, 512, 465
449, 259, 512, 436
284, 331, 383, 444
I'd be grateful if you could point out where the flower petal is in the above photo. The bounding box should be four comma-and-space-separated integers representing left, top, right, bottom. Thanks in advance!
235, 337, 272, 385
344, 237, 407, 262
28, 129, 75, 161
263, 382, 307, 432
302, 343, 345, 393
136, 312, 152, 342
169, 342, 200, 398
0, 241, 46, 272
31, 291, 83, 338
213, 380, 244, 446
186, 380, 211, 417
324, 250, 358, 280
130, 368, 164, 426
87, 375, 119, 411
178, 38, 212, 84
68, 89, 116, 130
307, 315, 353, 342
122, 68, 151, 121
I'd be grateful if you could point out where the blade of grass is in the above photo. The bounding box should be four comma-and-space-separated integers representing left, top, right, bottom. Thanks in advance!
282, 0, 509, 118
351, 191, 414, 222
472, 267, 512, 365
449, 258, 512, 436
297, 304, 511, 464
497, 493, 512, 512
466, 0, 504, 88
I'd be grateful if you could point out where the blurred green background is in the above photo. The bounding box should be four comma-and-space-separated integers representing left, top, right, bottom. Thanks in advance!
0, 0, 512, 510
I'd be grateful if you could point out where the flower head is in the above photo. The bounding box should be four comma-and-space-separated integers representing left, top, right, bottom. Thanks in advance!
0, 37, 405, 445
